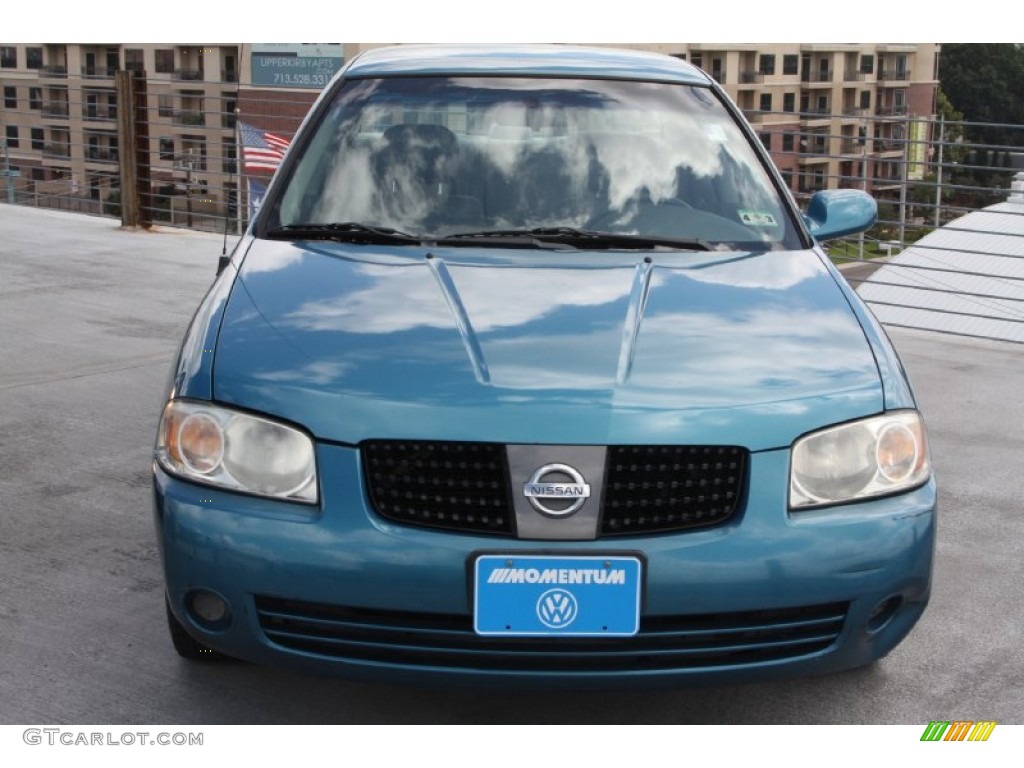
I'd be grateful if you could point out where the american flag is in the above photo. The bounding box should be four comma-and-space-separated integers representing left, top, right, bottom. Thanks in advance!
239, 121, 291, 172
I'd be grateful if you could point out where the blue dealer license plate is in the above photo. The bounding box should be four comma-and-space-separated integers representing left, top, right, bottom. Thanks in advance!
473, 555, 642, 636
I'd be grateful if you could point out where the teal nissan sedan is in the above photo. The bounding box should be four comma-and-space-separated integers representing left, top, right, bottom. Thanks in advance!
153, 45, 935, 686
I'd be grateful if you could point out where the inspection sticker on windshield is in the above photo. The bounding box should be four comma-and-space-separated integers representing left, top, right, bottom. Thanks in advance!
738, 210, 779, 227
474, 555, 642, 636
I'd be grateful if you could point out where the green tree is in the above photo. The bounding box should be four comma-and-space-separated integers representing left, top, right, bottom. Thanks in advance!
939, 44, 1024, 148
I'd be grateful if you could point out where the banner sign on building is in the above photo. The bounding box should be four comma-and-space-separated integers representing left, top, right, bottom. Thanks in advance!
250, 44, 344, 89
907, 119, 928, 181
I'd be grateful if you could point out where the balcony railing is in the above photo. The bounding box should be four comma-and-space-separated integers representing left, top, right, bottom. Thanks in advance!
800, 139, 830, 155
173, 110, 206, 127
742, 109, 765, 123
876, 105, 909, 117
842, 107, 869, 117
802, 70, 833, 83
844, 71, 868, 82
85, 148, 119, 163
172, 69, 203, 81
840, 140, 866, 154
43, 144, 70, 159
221, 69, 238, 83
39, 65, 68, 78
42, 103, 69, 118
797, 179, 827, 194
84, 108, 117, 122
874, 139, 904, 152
879, 69, 910, 81
81, 67, 117, 79
739, 70, 764, 84
800, 107, 832, 120
710, 70, 726, 84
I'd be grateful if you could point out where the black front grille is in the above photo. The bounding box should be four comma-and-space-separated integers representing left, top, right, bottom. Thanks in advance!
601, 446, 747, 535
362, 441, 748, 538
362, 440, 514, 535
255, 596, 848, 673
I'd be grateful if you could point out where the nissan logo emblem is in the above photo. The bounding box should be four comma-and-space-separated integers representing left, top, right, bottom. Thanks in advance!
522, 463, 591, 517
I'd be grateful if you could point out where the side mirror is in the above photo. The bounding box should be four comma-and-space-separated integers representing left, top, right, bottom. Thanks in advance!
803, 189, 877, 241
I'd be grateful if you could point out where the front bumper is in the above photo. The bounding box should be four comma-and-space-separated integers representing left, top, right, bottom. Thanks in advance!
153, 443, 935, 687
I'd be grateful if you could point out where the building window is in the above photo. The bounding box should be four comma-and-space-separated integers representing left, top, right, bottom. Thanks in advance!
5, 125, 18, 148
758, 132, 772, 150
155, 49, 174, 74
860, 90, 871, 109
782, 133, 795, 152
0, 46, 16, 68
32, 167, 46, 181
691, 54, 703, 70
783, 93, 795, 112
783, 54, 798, 75
759, 93, 772, 112
159, 138, 175, 161
711, 58, 724, 82
3, 86, 15, 109
31, 127, 44, 150
29, 87, 41, 109
158, 94, 173, 118
26, 47, 43, 69
222, 138, 237, 174
671, 53, 686, 61
860, 54, 874, 74
125, 48, 144, 72
222, 94, 237, 129
759, 54, 775, 76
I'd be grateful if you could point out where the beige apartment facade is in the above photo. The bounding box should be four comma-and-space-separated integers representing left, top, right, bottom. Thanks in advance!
0, 42, 939, 216
624, 43, 940, 198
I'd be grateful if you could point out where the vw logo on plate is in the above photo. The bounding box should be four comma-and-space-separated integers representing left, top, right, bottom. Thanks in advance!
522, 463, 591, 517
536, 588, 579, 629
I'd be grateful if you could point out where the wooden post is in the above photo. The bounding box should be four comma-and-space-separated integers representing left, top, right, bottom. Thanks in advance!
115, 71, 139, 227
132, 71, 152, 227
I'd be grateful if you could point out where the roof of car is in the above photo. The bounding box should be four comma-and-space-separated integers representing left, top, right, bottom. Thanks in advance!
342, 44, 711, 85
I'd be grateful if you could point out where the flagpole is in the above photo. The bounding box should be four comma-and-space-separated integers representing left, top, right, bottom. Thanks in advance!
235, 107, 243, 236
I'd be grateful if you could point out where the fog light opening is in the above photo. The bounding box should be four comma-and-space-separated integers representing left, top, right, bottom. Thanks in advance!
867, 595, 902, 633
187, 589, 231, 630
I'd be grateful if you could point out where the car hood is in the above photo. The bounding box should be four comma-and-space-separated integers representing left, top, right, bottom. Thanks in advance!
212, 240, 882, 450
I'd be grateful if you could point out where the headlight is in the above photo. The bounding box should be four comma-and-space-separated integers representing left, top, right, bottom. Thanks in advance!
156, 400, 317, 504
790, 411, 930, 509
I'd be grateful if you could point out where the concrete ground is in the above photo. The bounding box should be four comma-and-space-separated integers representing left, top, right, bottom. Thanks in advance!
1, 206, 1021, 724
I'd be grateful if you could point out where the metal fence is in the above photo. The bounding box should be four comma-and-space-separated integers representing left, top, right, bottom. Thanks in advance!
0, 71, 313, 233
3, 76, 1024, 343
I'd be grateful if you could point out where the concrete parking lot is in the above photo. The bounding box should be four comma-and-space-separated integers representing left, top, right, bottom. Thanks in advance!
1, 205, 1021, 724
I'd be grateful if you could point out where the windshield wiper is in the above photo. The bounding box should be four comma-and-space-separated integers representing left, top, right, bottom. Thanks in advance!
441, 227, 711, 251
265, 222, 422, 245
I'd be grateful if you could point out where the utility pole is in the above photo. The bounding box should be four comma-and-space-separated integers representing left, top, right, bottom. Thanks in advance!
235, 107, 242, 236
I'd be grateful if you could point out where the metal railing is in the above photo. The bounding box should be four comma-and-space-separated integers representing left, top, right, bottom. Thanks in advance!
2, 75, 1024, 343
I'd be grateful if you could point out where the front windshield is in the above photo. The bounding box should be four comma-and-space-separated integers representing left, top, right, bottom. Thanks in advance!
268, 76, 801, 250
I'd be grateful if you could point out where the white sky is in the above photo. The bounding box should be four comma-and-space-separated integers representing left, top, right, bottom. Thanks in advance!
5, 3, 1012, 44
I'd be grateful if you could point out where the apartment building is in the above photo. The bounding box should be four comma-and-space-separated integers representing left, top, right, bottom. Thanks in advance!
0, 42, 938, 217
627, 43, 940, 198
